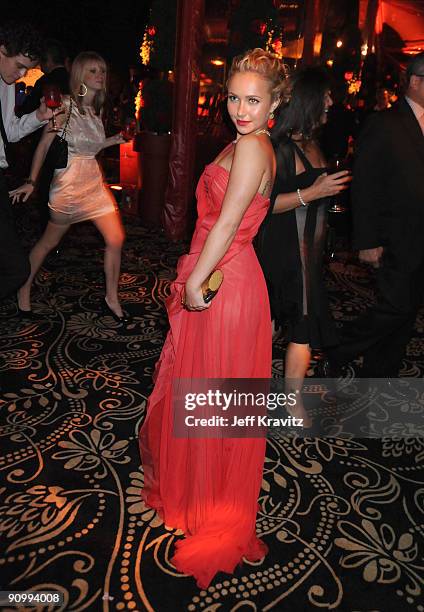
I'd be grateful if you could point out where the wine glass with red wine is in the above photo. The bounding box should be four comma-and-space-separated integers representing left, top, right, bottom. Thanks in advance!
43, 84, 62, 131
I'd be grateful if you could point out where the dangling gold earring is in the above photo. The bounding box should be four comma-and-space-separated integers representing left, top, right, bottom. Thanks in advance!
268, 111, 275, 129
78, 83, 88, 97
269, 111, 275, 120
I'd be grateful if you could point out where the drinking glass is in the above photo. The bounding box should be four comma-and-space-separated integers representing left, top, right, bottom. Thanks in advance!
121, 119, 136, 141
328, 156, 348, 213
43, 84, 62, 131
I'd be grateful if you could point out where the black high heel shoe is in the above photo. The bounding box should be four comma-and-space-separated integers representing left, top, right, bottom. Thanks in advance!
103, 298, 131, 324
17, 307, 35, 319
16, 295, 35, 319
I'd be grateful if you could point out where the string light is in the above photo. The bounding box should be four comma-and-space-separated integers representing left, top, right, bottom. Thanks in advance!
135, 81, 144, 127
140, 30, 153, 65
135, 89, 143, 113
265, 27, 284, 59
347, 76, 361, 95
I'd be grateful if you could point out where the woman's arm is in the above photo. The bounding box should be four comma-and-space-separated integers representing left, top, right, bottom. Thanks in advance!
273, 170, 351, 214
98, 133, 126, 152
184, 136, 269, 310
29, 124, 58, 181
9, 123, 58, 203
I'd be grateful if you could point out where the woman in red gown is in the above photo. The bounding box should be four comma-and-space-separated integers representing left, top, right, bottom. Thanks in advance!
139, 49, 286, 588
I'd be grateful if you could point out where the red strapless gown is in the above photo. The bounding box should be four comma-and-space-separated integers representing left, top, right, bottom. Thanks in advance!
139, 159, 272, 588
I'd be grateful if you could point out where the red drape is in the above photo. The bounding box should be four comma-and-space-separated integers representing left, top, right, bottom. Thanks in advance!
163, 0, 205, 240
301, 0, 323, 65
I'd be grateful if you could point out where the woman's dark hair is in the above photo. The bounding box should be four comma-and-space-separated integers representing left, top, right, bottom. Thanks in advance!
0, 21, 43, 61
272, 66, 330, 142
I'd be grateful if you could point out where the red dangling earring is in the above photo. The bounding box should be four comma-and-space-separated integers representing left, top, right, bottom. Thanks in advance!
267, 111, 275, 130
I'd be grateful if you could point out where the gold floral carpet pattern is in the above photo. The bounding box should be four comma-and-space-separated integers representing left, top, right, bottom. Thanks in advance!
0, 218, 423, 611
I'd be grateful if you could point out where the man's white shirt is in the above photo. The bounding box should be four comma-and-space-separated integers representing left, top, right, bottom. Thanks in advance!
0, 77, 47, 168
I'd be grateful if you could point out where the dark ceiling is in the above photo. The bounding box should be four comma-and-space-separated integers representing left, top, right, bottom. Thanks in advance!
2, 0, 152, 69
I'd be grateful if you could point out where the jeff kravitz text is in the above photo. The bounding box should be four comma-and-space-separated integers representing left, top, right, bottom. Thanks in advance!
185, 414, 304, 427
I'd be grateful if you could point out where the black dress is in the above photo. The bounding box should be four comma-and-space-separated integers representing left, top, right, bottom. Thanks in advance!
258, 138, 338, 349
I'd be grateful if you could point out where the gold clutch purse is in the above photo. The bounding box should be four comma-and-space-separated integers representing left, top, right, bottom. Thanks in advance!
201, 269, 224, 303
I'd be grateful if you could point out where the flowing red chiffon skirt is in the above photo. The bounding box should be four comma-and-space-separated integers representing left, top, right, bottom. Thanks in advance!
139, 160, 272, 588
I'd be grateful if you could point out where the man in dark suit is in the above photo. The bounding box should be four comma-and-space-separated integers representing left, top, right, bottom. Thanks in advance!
19, 40, 69, 233
0, 22, 55, 301
20, 39, 69, 115
327, 52, 424, 378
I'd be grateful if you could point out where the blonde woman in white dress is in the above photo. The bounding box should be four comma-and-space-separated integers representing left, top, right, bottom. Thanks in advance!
11, 51, 128, 322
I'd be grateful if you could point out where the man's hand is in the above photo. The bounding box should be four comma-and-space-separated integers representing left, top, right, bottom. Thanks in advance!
35, 97, 64, 122
358, 247, 384, 268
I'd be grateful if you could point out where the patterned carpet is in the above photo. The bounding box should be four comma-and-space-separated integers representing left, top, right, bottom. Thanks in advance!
0, 209, 423, 611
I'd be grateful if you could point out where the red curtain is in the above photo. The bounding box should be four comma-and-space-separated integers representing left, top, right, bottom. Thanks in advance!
163, 0, 205, 240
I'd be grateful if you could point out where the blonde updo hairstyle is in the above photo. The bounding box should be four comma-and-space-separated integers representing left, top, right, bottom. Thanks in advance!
70, 51, 107, 116
226, 48, 288, 106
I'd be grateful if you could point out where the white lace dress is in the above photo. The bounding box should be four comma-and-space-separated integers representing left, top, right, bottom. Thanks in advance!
48, 96, 117, 224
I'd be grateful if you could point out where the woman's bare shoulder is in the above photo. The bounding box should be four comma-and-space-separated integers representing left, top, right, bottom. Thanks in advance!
234, 133, 273, 167
234, 133, 264, 155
